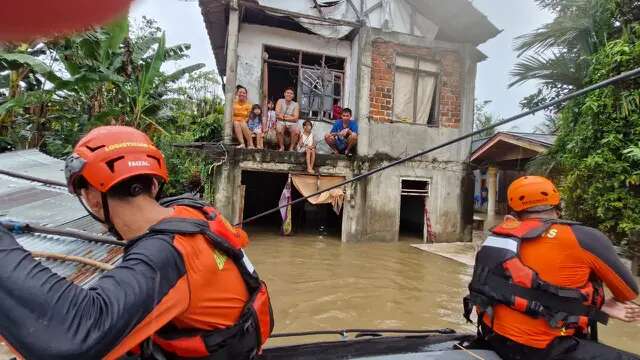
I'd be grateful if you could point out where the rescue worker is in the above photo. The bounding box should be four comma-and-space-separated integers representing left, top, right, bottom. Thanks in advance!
0, 126, 273, 360
465, 176, 640, 359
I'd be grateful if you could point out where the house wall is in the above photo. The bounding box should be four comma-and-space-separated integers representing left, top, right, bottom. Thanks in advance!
346, 29, 480, 243
236, 24, 354, 107
345, 159, 470, 243
235, 24, 355, 154
369, 40, 463, 127
215, 22, 482, 243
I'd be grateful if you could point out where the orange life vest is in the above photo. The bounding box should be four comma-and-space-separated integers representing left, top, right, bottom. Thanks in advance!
142, 196, 274, 359
464, 218, 608, 334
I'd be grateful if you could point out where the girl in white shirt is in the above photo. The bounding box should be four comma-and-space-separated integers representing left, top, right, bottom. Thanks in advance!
297, 120, 316, 173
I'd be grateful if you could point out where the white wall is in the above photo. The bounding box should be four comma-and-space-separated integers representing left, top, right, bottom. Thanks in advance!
236, 24, 353, 106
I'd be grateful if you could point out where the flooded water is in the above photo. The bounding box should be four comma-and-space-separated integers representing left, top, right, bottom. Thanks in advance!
245, 230, 640, 355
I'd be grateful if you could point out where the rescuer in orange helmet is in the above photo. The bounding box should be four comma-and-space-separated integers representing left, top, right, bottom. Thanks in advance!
465, 176, 640, 359
0, 126, 273, 359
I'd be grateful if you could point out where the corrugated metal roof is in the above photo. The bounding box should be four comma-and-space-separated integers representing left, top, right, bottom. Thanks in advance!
0, 150, 122, 288
470, 132, 556, 155
18, 232, 122, 287
504, 132, 556, 146
0, 149, 66, 183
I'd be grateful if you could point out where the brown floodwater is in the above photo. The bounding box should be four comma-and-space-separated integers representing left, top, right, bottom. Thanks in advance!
245, 229, 640, 355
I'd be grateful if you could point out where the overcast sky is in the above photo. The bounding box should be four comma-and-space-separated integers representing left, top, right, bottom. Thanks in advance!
131, 0, 554, 131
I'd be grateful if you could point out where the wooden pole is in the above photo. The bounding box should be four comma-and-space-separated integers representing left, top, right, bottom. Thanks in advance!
31, 251, 115, 271
223, 0, 240, 144
236, 184, 246, 228
484, 165, 498, 232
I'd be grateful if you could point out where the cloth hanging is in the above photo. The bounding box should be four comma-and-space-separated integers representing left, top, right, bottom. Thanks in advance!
291, 174, 345, 214
279, 175, 293, 235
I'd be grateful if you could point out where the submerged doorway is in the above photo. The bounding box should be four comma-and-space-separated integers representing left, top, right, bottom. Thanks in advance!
241, 170, 342, 236
399, 179, 431, 242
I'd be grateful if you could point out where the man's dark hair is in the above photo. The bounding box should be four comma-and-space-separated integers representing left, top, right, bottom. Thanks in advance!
342, 108, 352, 116
236, 85, 247, 93
108, 175, 155, 199
284, 86, 295, 94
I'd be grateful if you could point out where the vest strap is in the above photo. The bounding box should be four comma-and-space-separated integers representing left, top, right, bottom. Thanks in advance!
484, 273, 609, 325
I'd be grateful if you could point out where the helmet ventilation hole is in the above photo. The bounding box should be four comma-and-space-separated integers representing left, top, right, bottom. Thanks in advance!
541, 191, 549, 196
105, 156, 124, 173
85, 144, 105, 152
518, 195, 525, 201
147, 155, 162, 167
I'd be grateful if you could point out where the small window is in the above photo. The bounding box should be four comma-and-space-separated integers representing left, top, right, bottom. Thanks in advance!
393, 55, 439, 126
401, 179, 430, 197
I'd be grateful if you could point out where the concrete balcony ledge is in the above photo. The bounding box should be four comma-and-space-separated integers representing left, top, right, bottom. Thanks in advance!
175, 142, 355, 176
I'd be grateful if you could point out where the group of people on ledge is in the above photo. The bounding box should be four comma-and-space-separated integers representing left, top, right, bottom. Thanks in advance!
232, 85, 358, 173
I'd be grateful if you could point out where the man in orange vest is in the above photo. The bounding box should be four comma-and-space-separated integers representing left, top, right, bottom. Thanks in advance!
465, 176, 639, 359
0, 126, 273, 359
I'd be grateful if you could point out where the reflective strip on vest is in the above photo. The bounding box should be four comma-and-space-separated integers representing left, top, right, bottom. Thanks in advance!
241, 249, 255, 274
483, 236, 518, 253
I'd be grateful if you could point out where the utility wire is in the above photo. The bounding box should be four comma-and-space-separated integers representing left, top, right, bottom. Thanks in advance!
237, 66, 640, 226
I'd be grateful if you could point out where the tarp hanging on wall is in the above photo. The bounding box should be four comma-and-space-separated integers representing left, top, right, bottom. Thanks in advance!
291, 174, 345, 214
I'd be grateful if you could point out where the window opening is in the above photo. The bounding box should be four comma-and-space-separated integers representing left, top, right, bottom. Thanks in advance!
393, 54, 439, 126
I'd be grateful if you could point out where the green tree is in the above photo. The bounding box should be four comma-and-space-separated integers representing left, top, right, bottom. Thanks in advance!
473, 99, 499, 139
511, 0, 617, 106
543, 26, 640, 254
0, 18, 221, 198
0, 17, 205, 154
518, 1, 640, 256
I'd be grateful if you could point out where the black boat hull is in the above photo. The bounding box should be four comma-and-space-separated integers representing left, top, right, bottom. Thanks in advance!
260, 333, 502, 359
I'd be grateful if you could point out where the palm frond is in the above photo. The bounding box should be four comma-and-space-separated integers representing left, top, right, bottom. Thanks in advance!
509, 53, 586, 88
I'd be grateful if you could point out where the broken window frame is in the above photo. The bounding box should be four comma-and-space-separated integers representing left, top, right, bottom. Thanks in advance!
393, 54, 440, 127
262, 45, 346, 124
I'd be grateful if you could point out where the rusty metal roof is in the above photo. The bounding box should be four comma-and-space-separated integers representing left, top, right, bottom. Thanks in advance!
0, 150, 122, 288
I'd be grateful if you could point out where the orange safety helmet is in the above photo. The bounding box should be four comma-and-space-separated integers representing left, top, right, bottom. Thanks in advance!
65, 126, 168, 195
507, 176, 560, 212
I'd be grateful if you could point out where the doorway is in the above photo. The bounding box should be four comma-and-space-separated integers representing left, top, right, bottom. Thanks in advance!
399, 179, 431, 242
241, 170, 342, 236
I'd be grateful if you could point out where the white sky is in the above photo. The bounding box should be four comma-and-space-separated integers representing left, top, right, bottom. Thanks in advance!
131, 0, 554, 131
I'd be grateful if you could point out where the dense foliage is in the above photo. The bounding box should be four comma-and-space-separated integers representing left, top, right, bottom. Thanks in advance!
518, 0, 640, 254
550, 28, 640, 254
0, 17, 223, 198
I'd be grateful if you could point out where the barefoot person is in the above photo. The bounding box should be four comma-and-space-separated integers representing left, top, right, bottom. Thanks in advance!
276, 87, 300, 151
297, 120, 316, 173
248, 104, 264, 149
233, 85, 253, 148
325, 107, 358, 155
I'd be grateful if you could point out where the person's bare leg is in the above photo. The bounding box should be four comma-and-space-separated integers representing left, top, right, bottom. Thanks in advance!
345, 133, 358, 154
324, 134, 339, 154
276, 124, 285, 151
234, 122, 245, 148
307, 148, 316, 173
257, 133, 264, 149
241, 123, 254, 148
288, 126, 300, 151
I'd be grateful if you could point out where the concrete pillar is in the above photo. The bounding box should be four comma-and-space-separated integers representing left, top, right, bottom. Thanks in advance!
484, 165, 498, 231
222, 0, 240, 144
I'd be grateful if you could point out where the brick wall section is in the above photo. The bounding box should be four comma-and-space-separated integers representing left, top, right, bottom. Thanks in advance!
369, 40, 463, 128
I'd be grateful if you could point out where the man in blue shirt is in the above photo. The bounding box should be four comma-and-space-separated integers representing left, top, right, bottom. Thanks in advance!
325, 107, 358, 155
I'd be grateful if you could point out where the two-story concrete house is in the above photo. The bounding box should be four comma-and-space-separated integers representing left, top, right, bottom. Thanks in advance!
199, 0, 499, 242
